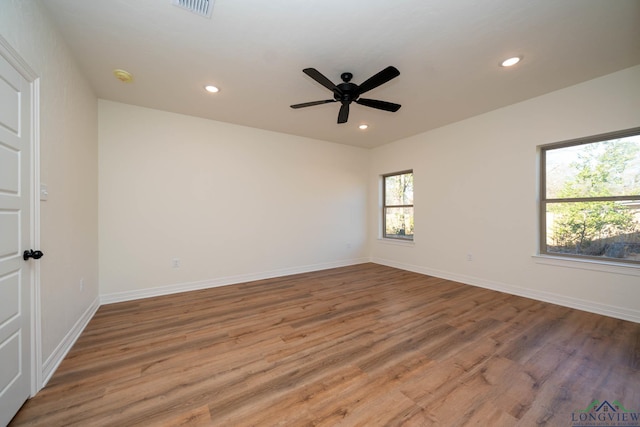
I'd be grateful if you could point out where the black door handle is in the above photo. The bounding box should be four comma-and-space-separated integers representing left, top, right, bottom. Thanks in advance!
23, 250, 44, 260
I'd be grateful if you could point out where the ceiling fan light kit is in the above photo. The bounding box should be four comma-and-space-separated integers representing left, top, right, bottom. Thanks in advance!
291, 66, 401, 124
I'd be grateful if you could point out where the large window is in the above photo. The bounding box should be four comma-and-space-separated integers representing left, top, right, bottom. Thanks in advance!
383, 170, 414, 240
540, 128, 640, 264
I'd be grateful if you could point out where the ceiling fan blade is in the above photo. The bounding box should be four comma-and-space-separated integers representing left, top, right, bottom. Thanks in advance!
357, 66, 400, 95
356, 98, 401, 112
337, 103, 349, 123
303, 68, 342, 94
290, 99, 337, 109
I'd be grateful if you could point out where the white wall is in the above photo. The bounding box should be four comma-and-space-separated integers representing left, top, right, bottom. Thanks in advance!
0, 0, 99, 378
370, 65, 640, 322
99, 100, 369, 300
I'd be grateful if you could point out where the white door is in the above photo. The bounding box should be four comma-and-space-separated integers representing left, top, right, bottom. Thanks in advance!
0, 51, 33, 425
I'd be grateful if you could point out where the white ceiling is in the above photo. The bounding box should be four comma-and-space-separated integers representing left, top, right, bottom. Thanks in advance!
41, 0, 640, 148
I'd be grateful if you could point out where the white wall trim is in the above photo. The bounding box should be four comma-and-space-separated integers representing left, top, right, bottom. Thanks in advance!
0, 35, 38, 81
41, 296, 100, 387
101, 258, 370, 305
30, 78, 42, 395
375, 238, 415, 247
532, 255, 640, 277
371, 257, 640, 323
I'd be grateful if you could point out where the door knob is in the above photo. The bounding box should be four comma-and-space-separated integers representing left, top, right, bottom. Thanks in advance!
23, 250, 44, 260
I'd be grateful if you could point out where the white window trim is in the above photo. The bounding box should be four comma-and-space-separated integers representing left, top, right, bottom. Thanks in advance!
377, 237, 415, 246
382, 170, 414, 241
538, 127, 640, 267
532, 254, 640, 277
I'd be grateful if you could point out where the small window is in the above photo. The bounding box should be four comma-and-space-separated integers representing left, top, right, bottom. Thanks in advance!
383, 170, 414, 240
540, 128, 640, 264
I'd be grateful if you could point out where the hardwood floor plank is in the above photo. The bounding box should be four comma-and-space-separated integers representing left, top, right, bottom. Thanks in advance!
9, 263, 640, 426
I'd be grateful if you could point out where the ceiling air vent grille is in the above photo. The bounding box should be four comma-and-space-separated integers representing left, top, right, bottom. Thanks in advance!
172, 0, 214, 18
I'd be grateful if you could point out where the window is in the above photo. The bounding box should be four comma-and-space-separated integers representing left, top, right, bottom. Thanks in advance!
383, 170, 414, 240
540, 128, 640, 264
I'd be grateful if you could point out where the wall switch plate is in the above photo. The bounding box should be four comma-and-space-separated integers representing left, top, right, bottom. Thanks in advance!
40, 184, 49, 201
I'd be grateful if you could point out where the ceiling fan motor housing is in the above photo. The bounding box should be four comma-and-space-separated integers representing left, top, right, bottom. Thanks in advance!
335, 82, 358, 103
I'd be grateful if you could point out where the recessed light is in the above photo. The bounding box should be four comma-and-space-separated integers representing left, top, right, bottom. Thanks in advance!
500, 56, 522, 67
359, 124, 369, 130
204, 85, 219, 93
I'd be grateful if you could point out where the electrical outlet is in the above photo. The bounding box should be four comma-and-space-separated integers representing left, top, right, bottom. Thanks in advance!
171, 258, 181, 269
466, 253, 473, 261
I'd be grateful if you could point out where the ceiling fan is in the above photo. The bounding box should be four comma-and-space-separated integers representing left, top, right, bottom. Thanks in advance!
290, 66, 401, 124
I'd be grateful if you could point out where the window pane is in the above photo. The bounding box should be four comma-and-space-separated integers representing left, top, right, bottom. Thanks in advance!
545, 200, 640, 261
385, 173, 413, 205
546, 136, 640, 199
385, 207, 414, 239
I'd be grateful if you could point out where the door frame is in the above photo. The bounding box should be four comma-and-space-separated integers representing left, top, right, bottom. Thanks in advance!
0, 35, 42, 396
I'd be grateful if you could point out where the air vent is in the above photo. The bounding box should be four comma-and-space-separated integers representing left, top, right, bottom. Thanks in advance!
172, 0, 214, 18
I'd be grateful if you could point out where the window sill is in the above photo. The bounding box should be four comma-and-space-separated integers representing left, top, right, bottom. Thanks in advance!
532, 254, 640, 277
377, 238, 415, 247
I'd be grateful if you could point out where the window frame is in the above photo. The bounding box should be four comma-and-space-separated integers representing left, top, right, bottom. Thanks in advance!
539, 127, 640, 265
382, 169, 414, 241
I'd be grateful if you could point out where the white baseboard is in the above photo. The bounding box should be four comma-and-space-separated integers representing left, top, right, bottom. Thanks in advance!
371, 257, 640, 323
39, 257, 638, 390
41, 295, 100, 387
101, 258, 370, 305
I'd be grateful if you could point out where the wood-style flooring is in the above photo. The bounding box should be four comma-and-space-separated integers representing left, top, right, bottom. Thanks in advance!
10, 263, 640, 426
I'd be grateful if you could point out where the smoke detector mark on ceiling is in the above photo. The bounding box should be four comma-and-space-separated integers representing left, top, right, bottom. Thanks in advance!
172, 0, 214, 18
